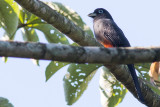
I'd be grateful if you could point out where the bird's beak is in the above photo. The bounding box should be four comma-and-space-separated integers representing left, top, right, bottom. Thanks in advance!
88, 13, 97, 18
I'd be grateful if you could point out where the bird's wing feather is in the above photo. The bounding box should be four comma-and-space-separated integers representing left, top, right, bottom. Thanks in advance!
102, 19, 130, 47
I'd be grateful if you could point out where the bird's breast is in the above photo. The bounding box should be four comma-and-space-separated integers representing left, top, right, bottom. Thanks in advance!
93, 19, 114, 48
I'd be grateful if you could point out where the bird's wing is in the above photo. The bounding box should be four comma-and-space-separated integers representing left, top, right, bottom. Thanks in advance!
102, 19, 130, 47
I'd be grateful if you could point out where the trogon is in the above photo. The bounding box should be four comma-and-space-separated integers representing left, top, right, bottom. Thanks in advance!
88, 8, 144, 103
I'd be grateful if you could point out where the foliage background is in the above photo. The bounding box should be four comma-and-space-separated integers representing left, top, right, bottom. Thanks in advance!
1, 0, 160, 107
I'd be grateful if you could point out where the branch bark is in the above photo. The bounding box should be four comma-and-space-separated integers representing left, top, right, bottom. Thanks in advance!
13, 0, 160, 106
14, 0, 100, 47
1, 40, 160, 64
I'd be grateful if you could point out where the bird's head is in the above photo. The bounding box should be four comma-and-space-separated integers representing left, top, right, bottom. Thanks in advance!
88, 8, 113, 20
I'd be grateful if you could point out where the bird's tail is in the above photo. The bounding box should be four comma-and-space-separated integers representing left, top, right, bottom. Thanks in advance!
127, 64, 145, 103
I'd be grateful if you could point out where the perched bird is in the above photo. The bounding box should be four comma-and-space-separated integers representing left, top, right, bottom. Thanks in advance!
149, 62, 160, 87
88, 8, 144, 103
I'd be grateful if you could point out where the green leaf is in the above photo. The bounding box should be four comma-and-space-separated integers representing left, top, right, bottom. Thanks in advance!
32, 24, 69, 44
99, 67, 127, 107
135, 63, 150, 81
135, 63, 150, 72
21, 27, 39, 42
2, 31, 16, 40
18, 8, 69, 44
146, 80, 160, 95
71, 42, 79, 46
21, 27, 39, 65
136, 63, 160, 95
45, 61, 68, 81
31, 59, 40, 66
63, 63, 102, 105
19, 8, 32, 24
0, 0, 19, 35
0, 97, 13, 107
19, 8, 69, 67
19, 8, 44, 25
46, 2, 94, 37
2, 57, 8, 63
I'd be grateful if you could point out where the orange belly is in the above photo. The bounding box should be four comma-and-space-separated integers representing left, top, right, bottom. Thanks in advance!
102, 43, 113, 48
99, 40, 113, 48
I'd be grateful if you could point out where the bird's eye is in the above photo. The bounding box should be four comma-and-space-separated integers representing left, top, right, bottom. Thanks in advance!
98, 10, 103, 13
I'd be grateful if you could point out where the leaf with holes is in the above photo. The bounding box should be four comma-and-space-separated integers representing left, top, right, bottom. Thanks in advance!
21, 27, 39, 42
0, 97, 13, 107
46, 61, 69, 81
63, 63, 102, 105
19, 8, 31, 24
46, 2, 94, 37
0, 0, 19, 35
99, 67, 127, 107
19, 8, 44, 25
135, 63, 150, 81
18, 8, 69, 44
32, 24, 69, 44
137, 64, 160, 96
135, 63, 150, 72
19, 8, 70, 70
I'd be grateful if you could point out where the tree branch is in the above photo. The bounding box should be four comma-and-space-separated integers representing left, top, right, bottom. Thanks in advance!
13, 0, 160, 106
1, 40, 160, 64
14, 0, 100, 47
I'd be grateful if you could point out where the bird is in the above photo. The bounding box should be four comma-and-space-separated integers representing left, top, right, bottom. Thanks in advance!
149, 62, 160, 87
88, 8, 144, 103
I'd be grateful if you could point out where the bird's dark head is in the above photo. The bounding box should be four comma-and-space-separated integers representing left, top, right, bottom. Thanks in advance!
88, 8, 113, 20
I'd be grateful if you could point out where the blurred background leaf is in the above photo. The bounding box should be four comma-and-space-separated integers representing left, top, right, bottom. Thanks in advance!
63, 64, 102, 105
99, 67, 127, 107
21, 27, 39, 42
46, 2, 94, 37
0, 97, 13, 107
46, 61, 69, 81
0, 0, 19, 36
135, 63, 150, 81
